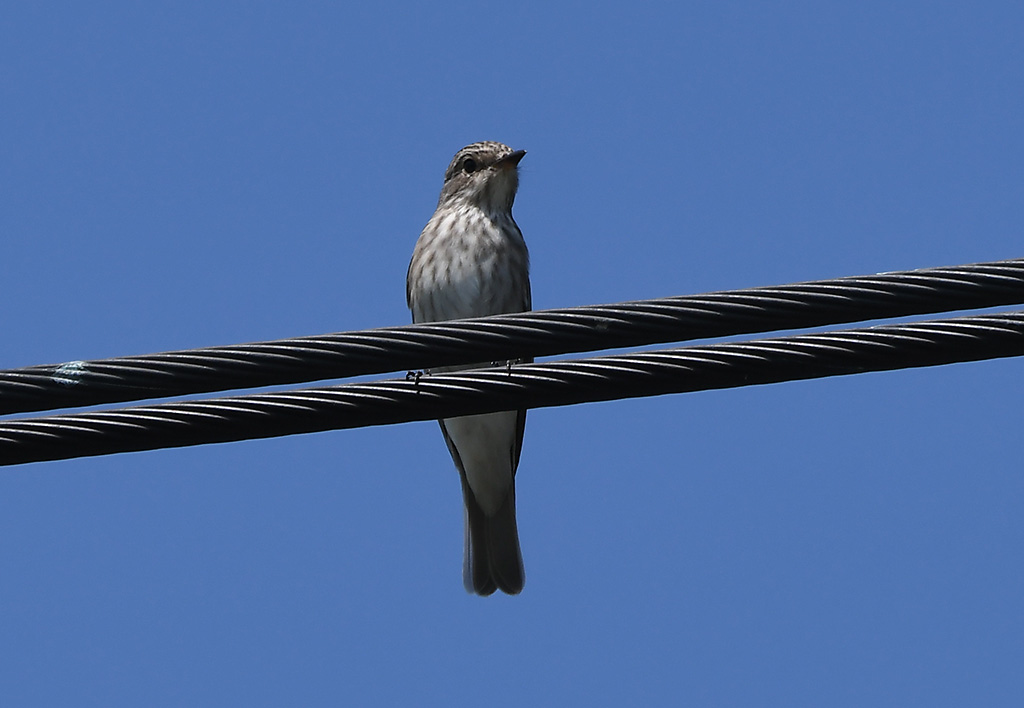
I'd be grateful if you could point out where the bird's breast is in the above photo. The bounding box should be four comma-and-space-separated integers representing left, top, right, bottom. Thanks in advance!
409, 206, 529, 323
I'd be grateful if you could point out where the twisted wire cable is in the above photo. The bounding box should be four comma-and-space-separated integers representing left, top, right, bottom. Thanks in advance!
2, 309, 1022, 467
2, 258, 1024, 417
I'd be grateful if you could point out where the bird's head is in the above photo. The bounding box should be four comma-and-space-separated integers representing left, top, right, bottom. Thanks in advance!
437, 141, 526, 213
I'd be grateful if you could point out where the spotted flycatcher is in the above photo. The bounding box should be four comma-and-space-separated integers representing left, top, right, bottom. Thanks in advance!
406, 141, 531, 595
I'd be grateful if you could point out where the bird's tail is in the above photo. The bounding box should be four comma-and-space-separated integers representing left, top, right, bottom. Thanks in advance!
463, 485, 524, 596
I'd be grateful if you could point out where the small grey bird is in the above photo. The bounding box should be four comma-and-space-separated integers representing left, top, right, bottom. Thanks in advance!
406, 141, 531, 595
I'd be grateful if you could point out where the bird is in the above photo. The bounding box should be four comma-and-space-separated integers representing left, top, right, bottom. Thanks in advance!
406, 141, 531, 595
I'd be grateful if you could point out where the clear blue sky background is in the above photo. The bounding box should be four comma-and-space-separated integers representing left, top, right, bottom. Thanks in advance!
2, 2, 1022, 705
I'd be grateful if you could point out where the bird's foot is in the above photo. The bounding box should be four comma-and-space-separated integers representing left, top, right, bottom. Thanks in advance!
500, 358, 526, 375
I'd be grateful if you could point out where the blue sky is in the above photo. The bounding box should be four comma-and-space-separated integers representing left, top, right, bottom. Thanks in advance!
2, 2, 1023, 705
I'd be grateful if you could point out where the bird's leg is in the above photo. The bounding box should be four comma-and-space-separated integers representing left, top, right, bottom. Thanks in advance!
504, 358, 527, 375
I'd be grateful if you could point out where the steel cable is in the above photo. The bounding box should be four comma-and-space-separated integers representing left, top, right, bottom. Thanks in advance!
2, 310, 1021, 467
2, 258, 1024, 416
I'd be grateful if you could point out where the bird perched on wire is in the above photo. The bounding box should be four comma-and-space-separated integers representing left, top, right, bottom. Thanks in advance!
406, 141, 531, 595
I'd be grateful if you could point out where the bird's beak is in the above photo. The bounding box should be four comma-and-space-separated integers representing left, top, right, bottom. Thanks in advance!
496, 149, 527, 169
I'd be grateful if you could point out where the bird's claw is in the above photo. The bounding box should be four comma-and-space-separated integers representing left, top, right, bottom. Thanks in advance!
500, 358, 525, 375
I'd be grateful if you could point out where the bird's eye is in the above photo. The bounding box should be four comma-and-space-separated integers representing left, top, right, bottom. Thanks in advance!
462, 158, 478, 174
